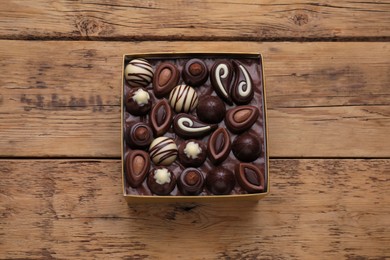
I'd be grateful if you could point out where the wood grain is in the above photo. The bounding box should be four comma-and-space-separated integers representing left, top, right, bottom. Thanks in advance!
0, 1, 389, 40
0, 41, 390, 157
0, 41, 389, 158
0, 159, 388, 259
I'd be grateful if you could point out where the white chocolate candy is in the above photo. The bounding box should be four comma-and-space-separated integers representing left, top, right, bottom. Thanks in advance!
154, 168, 171, 185
132, 88, 150, 105
168, 85, 198, 113
125, 59, 154, 88
149, 137, 178, 166
184, 141, 202, 159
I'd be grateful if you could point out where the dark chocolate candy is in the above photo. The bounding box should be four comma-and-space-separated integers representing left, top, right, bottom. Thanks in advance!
225, 105, 259, 134
153, 62, 180, 98
168, 85, 199, 113
207, 128, 231, 165
206, 166, 236, 195
125, 88, 152, 116
178, 168, 205, 196
235, 163, 265, 193
182, 59, 209, 87
196, 96, 226, 124
147, 167, 176, 195
150, 99, 173, 137
124, 59, 154, 88
125, 150, 150, 188
178, 139, 207, 167
232, 131, 261, 162
173, 113, 217, 139
231, 60, 254, 105
210, 60, 234, 105
126, 122, 153, 149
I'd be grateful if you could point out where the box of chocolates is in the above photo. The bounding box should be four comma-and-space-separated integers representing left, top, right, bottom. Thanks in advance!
121, 53, 269, 202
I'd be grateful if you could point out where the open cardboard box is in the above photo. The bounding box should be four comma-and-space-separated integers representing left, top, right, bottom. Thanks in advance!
121, 53, 269, 203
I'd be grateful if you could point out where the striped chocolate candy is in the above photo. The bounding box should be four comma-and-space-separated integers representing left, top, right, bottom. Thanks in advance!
125, 58, 154, 88
149, 137, 178, 166
168, 85, 199, 113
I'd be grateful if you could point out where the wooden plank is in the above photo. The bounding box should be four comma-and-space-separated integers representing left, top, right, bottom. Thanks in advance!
0, 41, 389, 157
0, 1, 389, 40
0, 159, 389, 259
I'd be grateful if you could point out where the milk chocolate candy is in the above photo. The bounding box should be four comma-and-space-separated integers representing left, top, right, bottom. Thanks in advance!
225, 105, 259, 134
235, 163, 265, 193
173, 113, 217, 139
231, 60, 254, 105
182, 59, 209, 87
207, 128, 231, 165
150, 99, 173, 137
126, 122, 153, 149
178, 168, 205, 196
210, 60, 234, 105
125, 59, 154, 88
153, 62, 180, 98
125, 150, 151, 188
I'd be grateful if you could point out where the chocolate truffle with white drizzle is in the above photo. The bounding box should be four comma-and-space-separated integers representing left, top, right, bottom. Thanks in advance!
168, 85, 199, 113
124, 58, 154, 88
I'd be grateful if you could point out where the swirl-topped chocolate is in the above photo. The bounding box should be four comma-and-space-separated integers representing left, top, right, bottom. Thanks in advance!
125, 59, 154, 88
169, 85, 199, 113
231, 61, 254, 105
210, 60, 234, 105
182, 59, 209, 87
173, 113, 217, 139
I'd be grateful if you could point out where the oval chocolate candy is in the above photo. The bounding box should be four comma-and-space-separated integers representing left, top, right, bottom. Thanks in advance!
235, 163, 265, 193
225, 105, 259, 134
150, 99, 173, 137
231, 60, 254, 105
125, 150, 151, 188
153, 62, 180, 98
210, 60, 233, 105
207, 128, 231, 165
173, 113, 217, 139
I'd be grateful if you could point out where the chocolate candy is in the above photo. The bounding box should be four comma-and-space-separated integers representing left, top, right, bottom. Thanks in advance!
168, 85, 199, 113
149, 137, 178, 166
125, 88, 152, 116
125, 150, 150, 188
210, 60, 234, 105
225, 105, 259, 134
235, 163, 265, 193
173, 113, 217, 139
182, 59, 208, 87
231, 61, 254, 105
232, 131, 261, 162
126, 122, 153, 149
196, 96, 226, 124
125, 59, 154, 88
178, 168, 205, 195
153, 62, 180, 98
150, 99, 173, 137
147, 167, 176, 195
206, 167, 236, 195
178, 140, 207, 167
207, 128, 231, 165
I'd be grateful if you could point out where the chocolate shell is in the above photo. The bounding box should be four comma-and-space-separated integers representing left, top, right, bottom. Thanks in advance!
235, 163, 265, 193
125, 88, 152, 116
124, 59, 154, 88
178, 139, 207, 167
153, 63, 180, 98
126, 122, 153, 149
150, 99, 173, 137
178, 168, 205, 196
206, 167, 236, 195
125, 150, 151, 188
210, 60, 234, 105
232, 131, 261, 162
196, 96, 226, 124
149, 137, 178, 166
207, 128, 231, 165
173, 113, 218, 139
182, 59, 209, 87
231, 61, 254, 105
147, 167, 176, 195
225, 106, 259, 134
168, 85, 199, 113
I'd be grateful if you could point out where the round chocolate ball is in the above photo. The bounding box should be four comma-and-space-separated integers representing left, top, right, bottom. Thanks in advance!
182, 59, 209, 87
125, 88, 152, 116
232, 131, 261, 162
196, 96, 226, 124
178, 168, 205, 196
178, 140, 207, 167
147, 167, 176, 195
126, 122, 153, 149
206, 167, 236, 195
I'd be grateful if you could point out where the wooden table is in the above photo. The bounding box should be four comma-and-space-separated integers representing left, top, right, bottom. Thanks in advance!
1, 1, 389, 259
